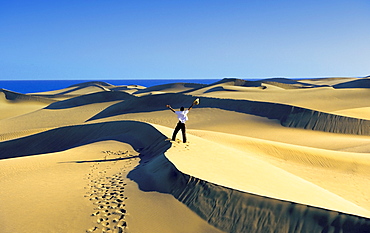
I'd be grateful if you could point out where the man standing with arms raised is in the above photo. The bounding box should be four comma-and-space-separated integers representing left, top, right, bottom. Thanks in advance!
166, 98, 199, 143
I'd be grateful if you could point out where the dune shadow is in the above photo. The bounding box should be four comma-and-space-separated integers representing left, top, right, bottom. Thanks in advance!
30, 82, 116, 99
204, 86, 238, 93
60, 155, 140, 164
38, 85, 84, 96
0, 121, 171, 160
86, 93, 370, 136
45, 91, 133, 109
0, 89, 55, 104
210, 77, 320, 89
127, 151, 370, 233
333, 79, 370, 89
133, 82, 207, 95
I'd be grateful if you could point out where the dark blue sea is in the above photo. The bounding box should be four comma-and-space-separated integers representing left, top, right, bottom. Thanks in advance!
0, 79, 221, 94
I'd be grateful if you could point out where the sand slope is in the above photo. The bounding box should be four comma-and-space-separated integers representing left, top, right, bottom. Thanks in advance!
0, 89, 55, 120
1, 78, 370, 232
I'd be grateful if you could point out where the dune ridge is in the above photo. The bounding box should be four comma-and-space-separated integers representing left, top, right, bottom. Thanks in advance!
129, 152, 370, 233
134, 82, 207, 95
124, 123, 370, 232
88, 92, 370, 135
332, 78, 370, 89
1, 88, 55, 104
0, 89, 56, 121
45, 91, 132, 109
174, 175, 370, 233
0, 121, 170, 160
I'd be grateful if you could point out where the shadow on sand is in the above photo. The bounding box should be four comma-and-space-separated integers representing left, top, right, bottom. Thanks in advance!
86, 93, 370, 136
127, 151, 370, 233
60, 155, 140, 164
0, 120, 171, 160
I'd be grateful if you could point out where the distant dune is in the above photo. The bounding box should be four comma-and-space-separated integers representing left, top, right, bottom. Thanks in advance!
1, 77, 370, 232
1, 88, 55, 103
134, 82, 207, 95
46, 91, 132, 109
333, 78, 370, 89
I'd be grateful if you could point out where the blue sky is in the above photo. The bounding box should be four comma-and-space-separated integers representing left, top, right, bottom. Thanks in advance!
1, 0, 369, 80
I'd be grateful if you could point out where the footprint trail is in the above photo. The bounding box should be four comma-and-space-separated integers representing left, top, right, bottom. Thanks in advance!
84, 150, 138, 233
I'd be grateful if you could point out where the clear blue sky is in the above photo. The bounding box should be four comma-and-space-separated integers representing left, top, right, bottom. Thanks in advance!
1, 0, 369, 80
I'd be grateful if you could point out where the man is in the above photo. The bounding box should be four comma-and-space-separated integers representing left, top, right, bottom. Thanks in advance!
166, 103, 194, 143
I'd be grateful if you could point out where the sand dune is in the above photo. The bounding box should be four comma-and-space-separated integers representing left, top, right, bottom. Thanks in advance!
110, 84, 146, 94
134, 82, 206, 95
333, 77, 370, 88
1, 77, 370, 232
0, 89, 55, 120
28, 81, 116, 100
45, 91, 132, 109
299, 77, 359, 86
189, 78, 370, 118
86, 92, 370, 135
1, 89, 54, 103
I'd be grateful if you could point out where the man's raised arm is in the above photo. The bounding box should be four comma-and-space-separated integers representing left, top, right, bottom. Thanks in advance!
166, 105, 175, 113
188, 103, 194, 111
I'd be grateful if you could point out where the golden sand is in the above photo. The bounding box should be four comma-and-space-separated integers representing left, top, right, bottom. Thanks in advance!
1, 78, 370, 232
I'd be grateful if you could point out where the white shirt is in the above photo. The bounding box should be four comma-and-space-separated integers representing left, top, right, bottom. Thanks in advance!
175, 110, 189, 123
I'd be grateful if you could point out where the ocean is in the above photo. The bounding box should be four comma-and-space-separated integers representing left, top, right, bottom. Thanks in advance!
0, 79, 220, 94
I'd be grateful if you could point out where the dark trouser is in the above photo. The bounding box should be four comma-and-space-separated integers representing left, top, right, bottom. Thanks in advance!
172, 121, 186, 143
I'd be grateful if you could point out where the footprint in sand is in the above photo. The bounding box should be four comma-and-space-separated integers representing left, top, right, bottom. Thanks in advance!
84, 151, 136, 232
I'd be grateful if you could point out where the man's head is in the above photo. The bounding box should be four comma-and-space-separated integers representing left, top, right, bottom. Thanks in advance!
180, 106, 185, 111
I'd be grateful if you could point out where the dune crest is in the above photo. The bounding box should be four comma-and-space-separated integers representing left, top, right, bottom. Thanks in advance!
1, 88, 55, 103
86, 92, 370, 136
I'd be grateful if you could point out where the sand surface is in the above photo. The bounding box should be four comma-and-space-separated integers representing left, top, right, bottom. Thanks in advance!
1, 78, 370, 232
